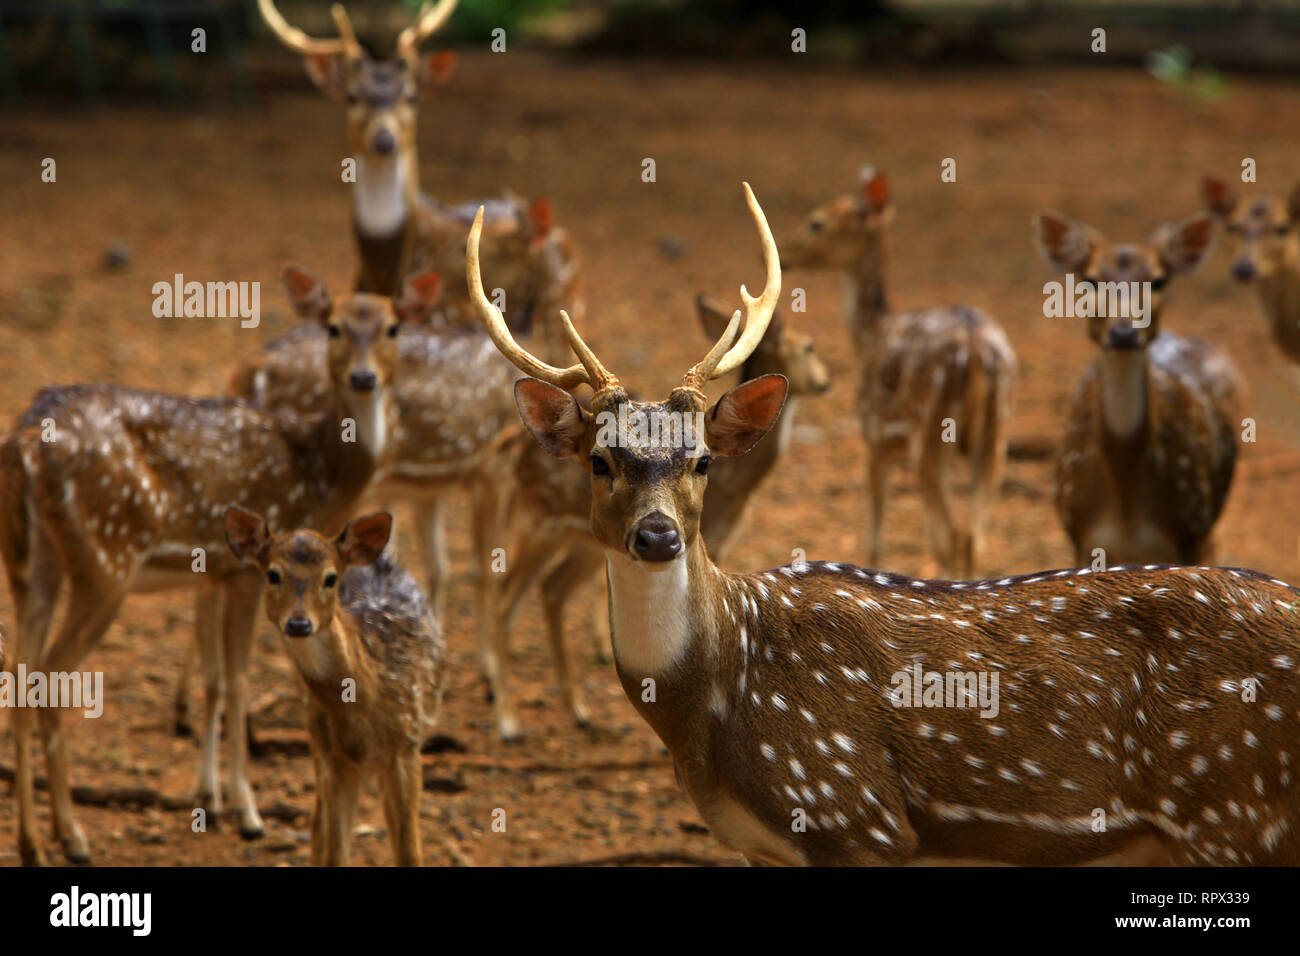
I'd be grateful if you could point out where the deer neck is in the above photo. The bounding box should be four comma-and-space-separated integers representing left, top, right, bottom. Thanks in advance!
298, 390, 391, 526
284, 614, 377, 709
843, 242, 890, 352
1095, 346, 1153, 459
1256, 236, 1300, 329
352, 148, 420, 295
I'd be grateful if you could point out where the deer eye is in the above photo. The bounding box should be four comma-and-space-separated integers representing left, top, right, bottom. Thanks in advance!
323, 572, 338, 589
328, 324, 341, 339
809, 219, 825, 234
266, 569, 281, 586
1277, 225, 1290, 236
386, 323, 399, 337
1150, 275, 1169, 291
695, 454, 711, 475
590, 455, 610, 476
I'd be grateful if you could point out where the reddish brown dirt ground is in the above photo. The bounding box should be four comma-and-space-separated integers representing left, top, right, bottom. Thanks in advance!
2, 53, 1300, 866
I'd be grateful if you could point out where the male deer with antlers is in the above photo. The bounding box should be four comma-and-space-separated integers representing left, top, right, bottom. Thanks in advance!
1203, 175, 1300, 368
1033, 208, 1244, 566
0, 266, 442, 865
224, 508, 442, 866
779, 168, 1016, 578
466, 183, 1300, 866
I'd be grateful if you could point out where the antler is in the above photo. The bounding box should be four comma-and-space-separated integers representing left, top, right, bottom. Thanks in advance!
467, 207, 618, 392
397, 0, 459, 59
681, 182, 782, 390
258, 0, 361, 58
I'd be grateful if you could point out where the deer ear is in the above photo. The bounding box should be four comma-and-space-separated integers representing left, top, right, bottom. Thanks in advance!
1032, 210, 1095, 273
1156, 212, 1216, 275
694, 294, 736, 342
336, 513, 392, 566
856, 167, 890, 214
514, 378, 588, 458
1202, 176, 1237, 218
706, 374, 788, 457
282, 265, 332, 322
1288, 181, 1300, 224
395, 271, 444, 323
528, 197, 555, 237
225, 508, 271, 566
303, 53, 347, 102
420, 50, 457, 88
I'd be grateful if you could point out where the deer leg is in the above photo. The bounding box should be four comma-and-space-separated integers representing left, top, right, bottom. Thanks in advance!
383, 747, 424, 866
307, 713, 330, 866
540, 547, 604, 728
35, 581, 127, 864
327, 759, 361, 867
221, 574, 264, 841
919, 428, 962, 578
9, 530, 63, 865
412, 497, 449, 626
469, 478, 502, 693
194, 587, 224, 815
864, 441, 889, 570
172, 636, 195, 737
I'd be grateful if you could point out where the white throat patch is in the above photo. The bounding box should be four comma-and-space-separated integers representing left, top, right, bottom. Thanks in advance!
606, 553, 693, 676
345, 388, 388, 461
1098, 349, 1148, 439
354, 154, 410, 237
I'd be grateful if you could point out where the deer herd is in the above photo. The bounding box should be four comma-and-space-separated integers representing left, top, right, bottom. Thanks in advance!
2, 0, 1299, 868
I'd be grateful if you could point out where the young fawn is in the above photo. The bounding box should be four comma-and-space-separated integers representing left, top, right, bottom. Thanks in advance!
260, 0, 459, 296
477, 296, 831, 738
1203, 175, 1300, 366
779, 168, 1016, 578
469, 183, 1300, 866
225, 509, 442, 866
1033, 209, 1244, 566
0, 266, 441, 865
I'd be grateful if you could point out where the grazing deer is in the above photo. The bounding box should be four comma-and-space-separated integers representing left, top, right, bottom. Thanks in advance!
779, 168, 1016, 578
1033, 209, 1244, 566
1203, 175, 1300, 366
224, 508, 442, 866
467, 182, 1300, 867
0, 266, 442, 865
477, 295, 832, 738
260, 0, 460, 297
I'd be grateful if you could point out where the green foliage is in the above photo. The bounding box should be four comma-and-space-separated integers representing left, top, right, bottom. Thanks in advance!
1146, 44, 1228, 107
401, 0, 569, 38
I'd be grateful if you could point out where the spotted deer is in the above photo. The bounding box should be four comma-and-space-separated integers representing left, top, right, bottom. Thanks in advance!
224, 508, 442, 866
779, 168, 1016, 578
477, 295, 831, 738
0, 266, 442, 865
1203, 175, 1300, 366
1033, 209, 1245, 566
465, 182, 1300, 867
259, 0, 460, 297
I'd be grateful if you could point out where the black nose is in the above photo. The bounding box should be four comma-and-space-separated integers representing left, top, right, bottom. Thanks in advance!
350, 369, 378, 392
630, 511, 682, 562
1232, 259, 1256, 281
284, 616, 313, 638
1105, 323, 1142, 350
372, 129, 396, 155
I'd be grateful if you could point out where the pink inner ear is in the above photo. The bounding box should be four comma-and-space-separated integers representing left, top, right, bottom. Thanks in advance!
864, 173, 890, 210
530, 198, 554, 235
426, 50, 457, 85
283, 266, 319, 300
406, 271, 443, 305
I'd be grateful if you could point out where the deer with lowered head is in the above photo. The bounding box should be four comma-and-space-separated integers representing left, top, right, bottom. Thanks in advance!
1033, 208, 1244, 566
0, 265, 442, 865
466, 182, 1300, 866
225, 508, 442, 866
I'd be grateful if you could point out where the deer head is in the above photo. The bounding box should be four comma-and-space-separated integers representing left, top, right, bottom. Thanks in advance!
779, 166, 894, 272
259, 0, 458, 162
224, 508, 392, 639
467, 183, 787, 565
1203, 175, 1300, 283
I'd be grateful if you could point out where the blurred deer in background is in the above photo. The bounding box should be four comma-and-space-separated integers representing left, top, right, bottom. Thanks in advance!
225, 508, 443, 866
1203, 175, 1300, 368
1, 266, 442, 865
1034, 209, 1244, 566
779, 168, 1016, 578
470, 182, 1300, 867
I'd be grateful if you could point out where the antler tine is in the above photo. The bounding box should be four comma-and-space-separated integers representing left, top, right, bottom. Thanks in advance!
397, 0, 459, 58
560, 310, 619, 393
258, 0, 348, 56
684, 183, 782, 388
467, 207, 594, 391
330, 4, 364, 60
681, 308, 743, 391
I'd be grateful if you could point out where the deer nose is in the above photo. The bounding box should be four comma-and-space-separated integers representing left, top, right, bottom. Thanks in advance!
1105, 323, 1142, 350
349, 369, 378, 392
629, 511, 682, 562
1232, 259, 1257, 281
372, 128, 396, 155
284, 616, 313, 638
